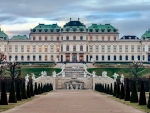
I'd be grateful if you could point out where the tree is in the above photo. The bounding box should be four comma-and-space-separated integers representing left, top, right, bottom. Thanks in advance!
116, 83, 120, 98
147, 92, 150, 109
22, 82, 27, 99
16, 81, 22, 101
9, 81, 17, 103
130, 81, 138, 103
119, 83, 125, 99
124, 79, 130, 101
139, 81, 146, 105
0, 81, 8, 105
30, 82, 34, 96
27, 82, 31, 98
34, 82, 38, 95
113, 82, 117, 97
109, 83, 113, 95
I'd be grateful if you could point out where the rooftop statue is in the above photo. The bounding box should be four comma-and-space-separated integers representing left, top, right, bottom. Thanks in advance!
84, 71, 87, 77
113, 73, 119, 82
120, 74, 124, 83
53, 71, 56, 78
92, 71, 96, 77
31, 73, 36, 85
25, 74, 30, 86
102, 71, 107, 78
62, 71, 65, 77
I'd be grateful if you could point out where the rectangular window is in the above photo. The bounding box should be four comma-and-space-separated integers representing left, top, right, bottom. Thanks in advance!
21, 45, 24, 52
137, 46, 140, 52
4, 46, 7, 52
102, 37, 104, 41
143, 55, 145, 61
114, 37, 116, 41
114, 56, 116, 61
90, 45, 93, 52
27, 45, 30, 52
95, 45, 99, 52
33, 46, 36, 52
51, 36, 53, 41
45, 46, 48, 52
9, 46, 12, 52
102, 55, 104, 61
57, 55, 59, 61
102, 45, 105, 52
113, 45, 116, 52
39, 46, 42, 52
15, 45, 18, 52
143, 46, 145, 52
119, 45, 122, 52
108, 55, 110, 60
96, 55, 98, 61
56, 45, 60, 52
57, 37, 59, 41
39, 37, 41, 41
51, 46, 54, 52
45, 37, 47, 41
107, 45, 110, 52
96, 36, 98, 41
33, 37, 35, 40
90, 37, 92, 41
125, 45, 128, 52
51, 55, 53, 60
131, 45, 134, 52
108, 37, 110, 41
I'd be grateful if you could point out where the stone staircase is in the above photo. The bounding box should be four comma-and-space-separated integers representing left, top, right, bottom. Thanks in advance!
64, 68, 85, 77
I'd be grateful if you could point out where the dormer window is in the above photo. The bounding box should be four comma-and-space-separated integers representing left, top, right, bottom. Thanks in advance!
51, 29, 54, 32
89, 29, 93, 32
44, 29, 48, 32
39, 29, 42, 32
96, 29, 99, 32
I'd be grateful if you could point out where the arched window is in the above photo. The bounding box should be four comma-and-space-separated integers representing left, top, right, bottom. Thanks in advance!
90, 55, 92, 60
27, 55, 30, 61
73, 45, 76, 51
66, 45, 69, 51
73, 36, 76, 40
125, 55, 128, 61
114, 55, 116, 61
45, 55, 47, 61
39, 55, 41, 61
108, 55, 110, 60
66, 36, 69, 40
80, 36, 83, 40
138, 55, 140, 60
96, 55, 98, 61
102, 55, 104, 61
132, 55, 134, 60
119, 55, 122, 60
51, 55, 53, 61
21, 55, 24, 61
80, 45, 83, 51
61, 45, 63, 52
143, 55, 145, 61
33, 55, 36, 61
9, 55, 12, 61
15, 55, 18, 61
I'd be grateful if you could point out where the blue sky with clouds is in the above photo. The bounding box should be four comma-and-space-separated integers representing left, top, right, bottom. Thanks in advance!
0, 0, 150, 38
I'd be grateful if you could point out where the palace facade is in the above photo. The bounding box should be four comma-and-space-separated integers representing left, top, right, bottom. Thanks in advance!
0, 18, 150, 63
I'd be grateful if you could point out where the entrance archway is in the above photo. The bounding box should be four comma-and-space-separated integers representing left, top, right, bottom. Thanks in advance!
72, 53, 77, 62
61, 55, 63, 62
86, 55, 88, 62
148, 54, 150, 62
79, 54, 84, 62
66, 54, 70, 62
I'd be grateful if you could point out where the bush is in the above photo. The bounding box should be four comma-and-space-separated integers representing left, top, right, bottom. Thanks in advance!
0, 81, 8, 105
9, 81, 17, 103
124, 79, 130, 101
22, 82, 27, 99
139, 81, 146, 105
116, 83, 120, 98
34, 82, 38, 95
119, 83, 125, 99
130, 81, 138, 103
16, 81, 22, 101
113, 82, 116, 97
27, 83, 31, 98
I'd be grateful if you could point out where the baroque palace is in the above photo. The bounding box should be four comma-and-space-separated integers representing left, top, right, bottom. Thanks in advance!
0, 18, 150, 63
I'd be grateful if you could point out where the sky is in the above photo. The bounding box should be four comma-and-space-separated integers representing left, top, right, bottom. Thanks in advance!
0, 0, 150, 38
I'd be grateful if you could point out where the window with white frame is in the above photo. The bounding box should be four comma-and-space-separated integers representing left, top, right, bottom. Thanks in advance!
107, 45, 111, 52
143, 55, 145, 61
96, 35, 98, 41
131, 45, 134, 52
143, 45, 145, 52
113, 45, 116, 52
21, 45, 24, 52
90, 45, 93, 52
9, 45, 12, 52
50, 45, 54, 52
56, 45, 60, 52
39, 46, 42, 52
96, 55, 98, 61
51, 36, 53, 41
119, 45, 122, 52
125, 45, 128, 52
95, 45, 99, 52
137, 45, 140, 52
45, 46, 48, 52
15, 45, 18, 52
4, 45, 7, 52
27, 45, 30, 52
102, 45, 105, 52
33, 46, 36, 52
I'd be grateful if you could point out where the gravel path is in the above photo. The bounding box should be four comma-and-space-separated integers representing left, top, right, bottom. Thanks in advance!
2, 90, 144, 113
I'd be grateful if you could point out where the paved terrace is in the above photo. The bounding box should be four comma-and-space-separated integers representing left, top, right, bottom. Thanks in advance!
2, 90, 144, 113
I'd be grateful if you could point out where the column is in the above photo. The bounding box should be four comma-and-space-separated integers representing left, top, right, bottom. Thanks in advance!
70, 54, 72, 62
63, 54, 65, 61
84, 54, 86, 61
77, 53, 79, 62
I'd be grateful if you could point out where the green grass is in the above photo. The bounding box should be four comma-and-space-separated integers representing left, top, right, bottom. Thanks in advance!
87, 68, 146, 78
4, 67, 61, 78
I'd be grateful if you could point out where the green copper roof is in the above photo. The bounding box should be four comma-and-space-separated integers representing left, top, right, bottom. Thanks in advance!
88, 24, 118, 32
10, 35, 29, 40
141, 30, 150, 40
63, 20, 86, 28
0, 28, 8, 40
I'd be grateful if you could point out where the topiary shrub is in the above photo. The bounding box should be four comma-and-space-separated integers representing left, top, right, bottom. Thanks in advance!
119, 83, 125, 99
22, 82, 27, 99
124, 79, 130, 101
27, 82, 31, 98
9, 81, 17, 103
109, 83, 113, 95
16, 81, 22, 101
0, 81, 8, 105
34, 82, 38, 95
107, 84, 109, 94
104, 83, 107, 93
41, 83, 43, 93
116, 83, 120, 98
113, 82, 116, 97
147, 92, 150, 109
139, 81, 146, 105
38, 83, 41, 94
30, 82, 34, 96
130, 81, 138, 103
